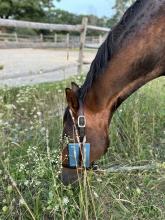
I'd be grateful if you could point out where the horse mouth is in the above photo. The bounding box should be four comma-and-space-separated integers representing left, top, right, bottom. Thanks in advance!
59, 164, 99, 185
59, 167, 83, 185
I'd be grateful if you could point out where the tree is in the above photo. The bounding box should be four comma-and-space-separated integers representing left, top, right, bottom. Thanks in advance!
44, 9, 109, 35
47, 9, 82, 25
113, 0, 136, 22
0, 0, 60, 21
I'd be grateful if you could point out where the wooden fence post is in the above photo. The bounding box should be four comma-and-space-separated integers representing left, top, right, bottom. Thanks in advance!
14, 32, 18, 42
78, 17, 88, 74
99, 34, 103, 44
66, 33, 70, 60
40, 34, 43, 42
54, 33, 57, 43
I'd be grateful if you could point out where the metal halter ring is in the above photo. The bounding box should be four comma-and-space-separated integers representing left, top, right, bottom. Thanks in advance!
78, 115, 86, 128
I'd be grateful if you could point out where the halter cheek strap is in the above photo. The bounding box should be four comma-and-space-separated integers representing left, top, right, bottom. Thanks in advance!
62, 100, 91, 169
68, 99, 86, 143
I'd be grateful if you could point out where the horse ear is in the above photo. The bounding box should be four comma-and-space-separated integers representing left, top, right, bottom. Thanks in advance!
65, 88, 79, 113
71, 82, 79, 93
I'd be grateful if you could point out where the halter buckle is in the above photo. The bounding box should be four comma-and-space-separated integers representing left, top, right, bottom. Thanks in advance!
78, 115, 86, 128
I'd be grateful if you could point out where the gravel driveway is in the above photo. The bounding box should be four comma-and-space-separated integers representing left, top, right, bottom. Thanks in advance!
0, 48, 96, 87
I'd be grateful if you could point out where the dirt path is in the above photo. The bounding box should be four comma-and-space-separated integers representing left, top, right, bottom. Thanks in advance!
0, 48, 96, 87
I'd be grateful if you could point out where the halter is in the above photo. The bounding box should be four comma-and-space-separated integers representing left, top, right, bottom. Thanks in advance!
69, 100, 86, 143
62, 100, 91, 169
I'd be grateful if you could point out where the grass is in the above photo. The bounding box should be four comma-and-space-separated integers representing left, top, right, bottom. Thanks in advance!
0, 75, 165, 220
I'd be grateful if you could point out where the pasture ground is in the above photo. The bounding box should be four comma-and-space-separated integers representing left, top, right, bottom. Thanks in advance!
0, 76, 165, 220
0, 48, 96, 87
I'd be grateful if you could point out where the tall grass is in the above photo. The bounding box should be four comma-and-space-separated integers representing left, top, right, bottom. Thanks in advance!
0, 76, 165, 220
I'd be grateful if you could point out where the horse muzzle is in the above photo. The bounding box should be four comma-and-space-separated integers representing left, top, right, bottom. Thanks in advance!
59, 167, 83, 185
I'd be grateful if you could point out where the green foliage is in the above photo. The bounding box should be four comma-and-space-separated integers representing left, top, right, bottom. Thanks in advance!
0, 76, 165, 219
0, 0, 60, 21
112, 0, 136, 22
0, 0, 116, 35
45, 9, 112, 35
49, 9, 82, 25
0, 0, 138, 36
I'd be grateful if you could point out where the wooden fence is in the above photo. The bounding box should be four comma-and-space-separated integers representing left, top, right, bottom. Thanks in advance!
0, 32, 104, 48
0, 18, 110, 73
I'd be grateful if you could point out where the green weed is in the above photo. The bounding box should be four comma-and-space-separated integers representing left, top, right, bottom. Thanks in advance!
0, 76, 165, 220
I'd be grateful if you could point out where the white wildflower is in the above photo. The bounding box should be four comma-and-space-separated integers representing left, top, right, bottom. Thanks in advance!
41, 127, 46, 133
96, 178, 102, 183
54, 205, 59, 211
37, 112, 42, 116
35, 180, 41, 186
5, 104, 16, 110
24, 180, 29, 186
19, 163, 25, 172
63, 197, 69, 205
136, 187, 141, 195
93, 190, 99, 198
19, 198, 25, 206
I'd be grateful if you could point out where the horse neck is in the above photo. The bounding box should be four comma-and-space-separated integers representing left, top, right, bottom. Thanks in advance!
84, 14, 165, 124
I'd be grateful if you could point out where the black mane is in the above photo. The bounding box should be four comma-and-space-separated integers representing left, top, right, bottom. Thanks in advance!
79, 0, 150, 99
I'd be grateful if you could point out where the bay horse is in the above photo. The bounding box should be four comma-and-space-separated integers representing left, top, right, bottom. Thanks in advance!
61, 0, 165, 185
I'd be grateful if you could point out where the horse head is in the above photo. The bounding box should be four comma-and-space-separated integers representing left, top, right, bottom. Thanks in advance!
60, 82, 110, 185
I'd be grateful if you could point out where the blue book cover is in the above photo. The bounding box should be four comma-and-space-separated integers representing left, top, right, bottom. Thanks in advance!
83, 143, 90, 168
68, 143, 80, 167
68, 143, 90, 168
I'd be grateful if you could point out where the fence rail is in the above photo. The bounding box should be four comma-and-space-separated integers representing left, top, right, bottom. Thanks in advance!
0, 18, 110, 73
0, 32, 104, 48
0, 18, 82, 32
87, 25, 110, 32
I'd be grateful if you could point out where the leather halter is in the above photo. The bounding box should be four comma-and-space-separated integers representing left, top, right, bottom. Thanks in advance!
62, 100, 88, 169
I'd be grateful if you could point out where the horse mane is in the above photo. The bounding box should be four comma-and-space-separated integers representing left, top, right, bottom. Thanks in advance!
79, 0, 148, 99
